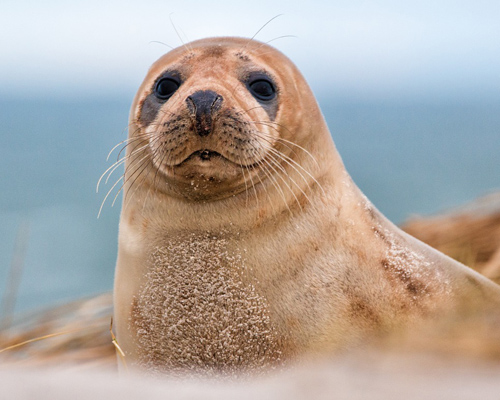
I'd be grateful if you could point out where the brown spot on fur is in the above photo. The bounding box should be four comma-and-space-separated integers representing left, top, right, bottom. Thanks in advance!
181, 53, 196, 62
203, 45, 226, 58
349, 296, 381, 327
381, 258, 430, 298
365, 206, 392, 246
373, 227, 390, 246
235, 51, 250, 62
366, 205, 377, 221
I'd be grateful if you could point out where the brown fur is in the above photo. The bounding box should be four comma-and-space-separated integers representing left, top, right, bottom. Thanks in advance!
113, 37, 500, 376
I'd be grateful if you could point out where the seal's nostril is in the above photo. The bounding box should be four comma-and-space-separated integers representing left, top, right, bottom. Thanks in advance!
185, 90, 223, 137
211, 95, 224, 112
186, 96, 196, 114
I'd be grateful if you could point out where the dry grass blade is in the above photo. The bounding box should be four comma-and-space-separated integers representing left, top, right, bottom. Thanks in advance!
0, 293, 115, 369
109, 318, 125, 357
0, 330, 75, 354
110, 317, 128, 372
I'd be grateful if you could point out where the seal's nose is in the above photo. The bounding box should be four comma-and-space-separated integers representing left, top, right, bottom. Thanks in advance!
186, 90, 223, 137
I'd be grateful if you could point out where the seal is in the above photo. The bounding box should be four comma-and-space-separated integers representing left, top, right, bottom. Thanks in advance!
112, 37, 500, 376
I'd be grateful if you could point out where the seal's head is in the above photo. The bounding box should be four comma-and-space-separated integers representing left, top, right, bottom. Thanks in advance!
127, 37, 330, 202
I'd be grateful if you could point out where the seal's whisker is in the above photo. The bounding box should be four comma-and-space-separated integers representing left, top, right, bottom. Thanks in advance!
149, 136, 173, 197
249, 146, 291, 214
121, 160, 152, 212
250, 129, 312, 180
135, 141, 168, 214
237, 155, 251, 208
261, 160, 292, 215
266, 146, 316, 205
122, 134, 166, 205
236, 148, 260, 209
263, 151, 303, 211
98, 157, 145, 213
245, 162, 260, 210
169, 13, 193, 52
98, 139, 149, 193
265, 152, 302, 209
98, 175, 124, 218
254, 160, 278, 214
106, 122, 145, 161
106, 137, 133, 162
268, 144, 325, 196
122, 151, 152, 191
101, 143, 150, 189
248, 125, 303, 164
149, 40, 174, 50
250, 120, 321, 169
119, 152, 156, 211
252, 130, 325, 196
253, 166, 275, 213
264, 143, 312, 187
244, 14, 284, 49
275, 137, 321, 169
115, 133, 149, 162
253, 36, 298, 58
102, 128, 143, 176
243, 147, 276, 214
98, 157, 127, 193
121, 143, 156, 192
264, 35, 297, 45
252, 48, 287, 58
244, 135, 303, 210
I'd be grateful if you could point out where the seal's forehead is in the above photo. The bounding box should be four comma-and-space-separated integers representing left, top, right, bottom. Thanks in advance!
151, 37, 288, 75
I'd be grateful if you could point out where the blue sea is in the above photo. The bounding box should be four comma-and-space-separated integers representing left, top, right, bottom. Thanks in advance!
0, 96, 499, 314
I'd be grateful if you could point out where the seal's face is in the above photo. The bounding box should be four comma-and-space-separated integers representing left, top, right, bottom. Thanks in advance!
129, 38, 306, 201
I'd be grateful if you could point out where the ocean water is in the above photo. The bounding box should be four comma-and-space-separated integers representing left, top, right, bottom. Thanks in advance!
0, 96, 499, 313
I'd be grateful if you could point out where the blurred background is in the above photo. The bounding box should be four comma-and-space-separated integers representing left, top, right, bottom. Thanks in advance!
1, 0, 499, 314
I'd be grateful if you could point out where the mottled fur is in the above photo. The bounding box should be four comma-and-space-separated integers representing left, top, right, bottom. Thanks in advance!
114, 37, 500, 375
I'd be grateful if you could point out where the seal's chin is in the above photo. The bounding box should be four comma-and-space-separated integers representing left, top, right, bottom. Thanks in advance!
152, 148, 264, 201
157, 149, 246, 200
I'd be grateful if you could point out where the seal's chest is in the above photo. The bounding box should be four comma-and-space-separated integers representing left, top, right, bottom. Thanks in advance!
129, 234, 282, 375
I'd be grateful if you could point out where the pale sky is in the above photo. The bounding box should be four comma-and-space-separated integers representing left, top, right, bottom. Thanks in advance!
1, 0, 499, 101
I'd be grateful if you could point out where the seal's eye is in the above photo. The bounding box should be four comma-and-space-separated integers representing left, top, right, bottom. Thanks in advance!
249, 79, 276, 101
155, 78, 180, 100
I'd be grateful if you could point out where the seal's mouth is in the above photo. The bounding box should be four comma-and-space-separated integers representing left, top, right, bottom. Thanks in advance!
193, 150, 220, 161
171, 148, 261, 172
175, 149, 230, 166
